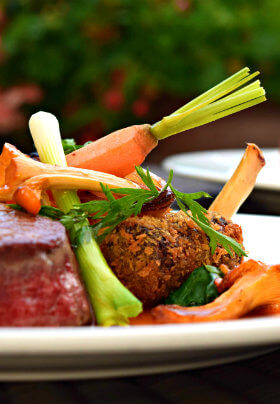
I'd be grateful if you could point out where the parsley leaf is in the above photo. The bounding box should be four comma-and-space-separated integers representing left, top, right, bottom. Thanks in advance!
62, 138, 92, 155
170, 186, 246, 256
186, 213, 246, 256
170, 186, 211, 225
39, 205, 64, 219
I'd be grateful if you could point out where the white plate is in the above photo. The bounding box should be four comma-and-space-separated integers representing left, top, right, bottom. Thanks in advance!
0, 213, 279, 381
162, 148, 280, 190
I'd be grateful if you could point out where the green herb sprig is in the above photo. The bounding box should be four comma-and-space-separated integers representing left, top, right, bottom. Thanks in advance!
165, 265, 224, 307
62, 138, 92, 155
171, 186, 246, 256
39, 166, 247, 258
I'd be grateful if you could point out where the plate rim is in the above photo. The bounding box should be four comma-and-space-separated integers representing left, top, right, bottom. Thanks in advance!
0, 317, 280, 355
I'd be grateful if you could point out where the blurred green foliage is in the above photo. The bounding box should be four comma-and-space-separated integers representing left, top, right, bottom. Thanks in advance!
0, 0, 279, 141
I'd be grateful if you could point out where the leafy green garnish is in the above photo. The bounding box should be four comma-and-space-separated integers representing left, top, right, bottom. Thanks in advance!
39, 205, 64, 219
8, 203, 24, 212
187, 214, 246, 257
171, 186, 246, 257
58, 168, 171, 245
170, 186, 211, 225
36, 166, 246, 257
61, 138, 91, 155
165, 265, 223, 306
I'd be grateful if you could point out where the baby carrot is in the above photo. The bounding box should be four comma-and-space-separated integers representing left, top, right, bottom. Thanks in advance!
66, 124, 156, 177
14, 186, 41, 215
66, 68, 266, 177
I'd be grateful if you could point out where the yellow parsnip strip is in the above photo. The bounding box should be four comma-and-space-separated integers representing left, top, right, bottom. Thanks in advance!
13, 173, 140, 214
20, 173, 139, 195
0, 148, 139, 203
6, 155, 139, 188
209, 143, 265, 219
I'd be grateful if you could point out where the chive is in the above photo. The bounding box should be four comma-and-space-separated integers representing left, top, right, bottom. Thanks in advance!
29, 112, 142, 326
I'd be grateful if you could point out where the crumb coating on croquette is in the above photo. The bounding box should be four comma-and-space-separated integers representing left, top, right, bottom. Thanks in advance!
101, 211, 243, 306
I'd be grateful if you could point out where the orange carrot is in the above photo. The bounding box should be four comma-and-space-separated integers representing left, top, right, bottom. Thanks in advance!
66, 124, 157, 177
66, 68, 266, 177
14, 186, 41, 215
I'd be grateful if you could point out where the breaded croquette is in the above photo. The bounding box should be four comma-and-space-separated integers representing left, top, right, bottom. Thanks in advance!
101, 211, 243, 306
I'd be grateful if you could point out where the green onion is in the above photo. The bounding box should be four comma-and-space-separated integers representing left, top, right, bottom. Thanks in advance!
151, 67, 266, 140
29, 111, 142, 326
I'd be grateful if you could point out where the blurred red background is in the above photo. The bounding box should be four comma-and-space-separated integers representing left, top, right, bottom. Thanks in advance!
0, 0, 279, 160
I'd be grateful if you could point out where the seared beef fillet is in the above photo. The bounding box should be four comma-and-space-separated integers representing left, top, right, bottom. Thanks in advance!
101, 211, 243, 307
0, 204, 91, 326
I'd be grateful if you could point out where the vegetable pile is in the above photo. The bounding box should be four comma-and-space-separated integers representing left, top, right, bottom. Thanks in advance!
29, 112, 142, 327
40, 166, 246, 257
0, 67, 269, 327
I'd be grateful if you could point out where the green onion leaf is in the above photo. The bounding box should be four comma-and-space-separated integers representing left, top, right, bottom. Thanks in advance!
151, 67, 266, 140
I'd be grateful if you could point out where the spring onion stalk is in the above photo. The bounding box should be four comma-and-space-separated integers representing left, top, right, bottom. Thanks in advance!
151, 67, 266, 140
29, 111, 142, 326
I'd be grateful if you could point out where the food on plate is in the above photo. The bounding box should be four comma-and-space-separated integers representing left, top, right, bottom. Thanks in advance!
0, 66, 276, 328
67, 123, 155, 177
66, 67, 266, 177
101, 211, 243, 306
0, 143, 139, 215
0, 204, 91, 326
130, 260, 280, 325
125, 169, 176, 217
101, 143, 265, 307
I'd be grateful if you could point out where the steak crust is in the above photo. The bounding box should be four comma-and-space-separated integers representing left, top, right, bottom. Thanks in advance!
101, 211, 243, 307
0, 204, 91, 326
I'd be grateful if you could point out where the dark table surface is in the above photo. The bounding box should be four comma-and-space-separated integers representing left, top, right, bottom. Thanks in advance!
2, 349, 280, 404
1, 166, 280, 404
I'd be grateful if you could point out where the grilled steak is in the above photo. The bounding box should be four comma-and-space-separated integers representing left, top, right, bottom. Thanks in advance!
0, 204, 91, 326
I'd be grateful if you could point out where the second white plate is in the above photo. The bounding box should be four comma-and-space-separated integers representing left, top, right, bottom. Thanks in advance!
162, 148, 280, 190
